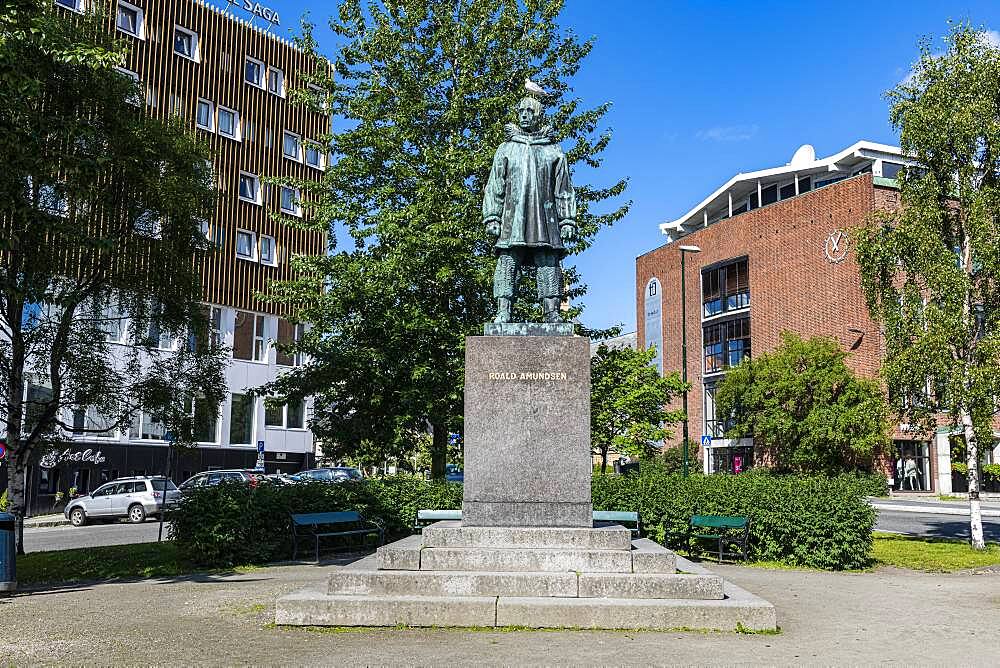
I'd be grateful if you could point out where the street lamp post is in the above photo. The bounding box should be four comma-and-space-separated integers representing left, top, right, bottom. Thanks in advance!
678, 244, 702, 477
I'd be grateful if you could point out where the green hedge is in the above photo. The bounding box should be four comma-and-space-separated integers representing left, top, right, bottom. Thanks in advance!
171, 470, 881, 570
593, 468, 879, 570
169, 478, 462, 566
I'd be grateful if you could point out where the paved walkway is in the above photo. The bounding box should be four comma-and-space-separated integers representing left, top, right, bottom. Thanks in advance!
1, 558, 998, 665
872, 497, 1000, 517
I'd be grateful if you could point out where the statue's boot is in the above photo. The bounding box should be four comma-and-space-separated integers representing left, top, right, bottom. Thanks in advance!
542, 297, 561, 323
494, 297, 512, 323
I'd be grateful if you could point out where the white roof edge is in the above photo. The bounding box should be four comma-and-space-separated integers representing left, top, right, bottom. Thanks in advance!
659, 140, 906, 235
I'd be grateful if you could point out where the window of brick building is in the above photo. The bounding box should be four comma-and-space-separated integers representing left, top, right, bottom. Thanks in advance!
702, 259, 749, 318
703, 317, 751, 374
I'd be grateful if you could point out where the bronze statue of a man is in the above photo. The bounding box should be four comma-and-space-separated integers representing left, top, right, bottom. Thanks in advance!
483, 94, 577, 323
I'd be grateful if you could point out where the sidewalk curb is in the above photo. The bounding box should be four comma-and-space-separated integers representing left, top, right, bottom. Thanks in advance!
872, 502, 1000, 518
23, 518, 71, 528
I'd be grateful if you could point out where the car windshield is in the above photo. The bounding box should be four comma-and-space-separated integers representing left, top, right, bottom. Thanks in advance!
151, 479, 178, 491
343, 468, 363, 480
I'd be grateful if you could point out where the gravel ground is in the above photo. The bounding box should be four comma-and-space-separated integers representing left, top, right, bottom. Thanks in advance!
1, 556, 998, 666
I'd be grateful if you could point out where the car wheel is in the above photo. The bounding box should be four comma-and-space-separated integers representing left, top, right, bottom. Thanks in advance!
69, 507, 86, 527
127, 504, 147, 524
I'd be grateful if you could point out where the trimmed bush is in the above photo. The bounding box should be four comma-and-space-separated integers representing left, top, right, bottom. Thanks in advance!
169, 478, 461, 566
171, 470, 880, 570
593, 468, 878, 570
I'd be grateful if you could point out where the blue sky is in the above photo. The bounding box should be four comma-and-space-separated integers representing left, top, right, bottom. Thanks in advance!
249, 0, 998, 332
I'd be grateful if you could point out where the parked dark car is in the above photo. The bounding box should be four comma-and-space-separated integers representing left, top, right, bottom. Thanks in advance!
177, 469, 264, 492
295, 467, 364, 483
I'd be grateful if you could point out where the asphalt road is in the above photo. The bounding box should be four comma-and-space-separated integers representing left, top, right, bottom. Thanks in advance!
23, 519, 164, 553
875, 509, 1000, 541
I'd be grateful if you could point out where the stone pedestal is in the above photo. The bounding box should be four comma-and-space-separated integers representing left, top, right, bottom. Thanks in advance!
462, 334, 592, 527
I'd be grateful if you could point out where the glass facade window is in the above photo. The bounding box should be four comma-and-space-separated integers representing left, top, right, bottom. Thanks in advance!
235, 230, 255, 259
264, 399, 284, 427
56, 0, 83, 11
174, 27, 196, 59
259, 235, 276, 265
760, 183, 778, 206
702, 259, 749, 317
196, 99, 213, 131
233, 310, 254, 360
116, 2, 141, 36
703, 317, 751, 374
287, 401, 305, 429
280, 186, 300, 215
779, 182, 796, 200
192, 397, 218, 443
305, 145, 322, 169
238, 173, 259, 203
229, 393, 253, 445
218, 107, 238, 138
244, 57, 263, 87
282, 132, 301, 160
267, 66, 284, 96
882, 161, 904, 180
703, 384, 735, 439
253, 314, 266, 361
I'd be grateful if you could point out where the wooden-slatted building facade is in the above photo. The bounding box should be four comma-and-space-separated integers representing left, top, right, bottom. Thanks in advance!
27, 0, 329, 511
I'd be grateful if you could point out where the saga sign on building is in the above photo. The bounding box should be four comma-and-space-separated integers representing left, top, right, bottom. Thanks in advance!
233, 0, 280, 25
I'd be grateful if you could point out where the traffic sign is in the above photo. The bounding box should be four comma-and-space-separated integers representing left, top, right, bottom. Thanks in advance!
700, 435, 712, 448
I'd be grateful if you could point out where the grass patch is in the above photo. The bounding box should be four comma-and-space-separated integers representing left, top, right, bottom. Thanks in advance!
16, 542, 258, 585
872, 532, 1000, 572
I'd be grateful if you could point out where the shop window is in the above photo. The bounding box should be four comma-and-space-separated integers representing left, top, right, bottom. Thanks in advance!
892, 441, 931, 491
229, 393, 254, 445
702, 259, 749, 318
72, 469, 91, 494
37, 468, 60, 494
711, 446, 754, 475
703, 317, 751, 374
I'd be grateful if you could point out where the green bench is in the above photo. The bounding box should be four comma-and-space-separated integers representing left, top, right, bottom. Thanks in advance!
592, 510, 641, 539
687, 514, 749, 562
412, 509, 641, 538
291, 511, 384, 562
413, 508, 463, 533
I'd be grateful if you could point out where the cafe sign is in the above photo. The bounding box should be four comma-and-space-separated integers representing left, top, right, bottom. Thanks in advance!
39, 448, 107, 470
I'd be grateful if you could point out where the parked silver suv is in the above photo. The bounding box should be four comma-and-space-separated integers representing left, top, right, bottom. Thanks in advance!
64, 477, 180, 527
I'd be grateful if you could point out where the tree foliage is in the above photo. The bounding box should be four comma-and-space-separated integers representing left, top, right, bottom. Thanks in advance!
715, 333, 890, 474
855, 23, 1000, 549
590, 344, 686, 473
0, 1, 227, 549
264, 0, 630, 475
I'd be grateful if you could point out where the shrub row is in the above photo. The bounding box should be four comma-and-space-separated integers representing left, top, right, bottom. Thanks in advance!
171, 470, 882, 570
593, 468, 880, 570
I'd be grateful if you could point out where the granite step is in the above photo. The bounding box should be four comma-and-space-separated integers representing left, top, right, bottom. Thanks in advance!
420, 521, 632, 550
496, 594, 777, 632
419, 546, 634, 573
275, 590, 777, 631
328, 569, 578, 597
327, 569, 722, 600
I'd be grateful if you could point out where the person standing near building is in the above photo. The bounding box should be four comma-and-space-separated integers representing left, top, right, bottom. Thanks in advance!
904, 455, 920, 490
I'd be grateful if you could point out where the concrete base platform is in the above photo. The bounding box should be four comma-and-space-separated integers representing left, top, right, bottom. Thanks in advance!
275, 527, 777, 632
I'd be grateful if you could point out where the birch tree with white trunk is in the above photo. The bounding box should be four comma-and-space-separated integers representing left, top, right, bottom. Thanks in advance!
856, 23, 1000, 550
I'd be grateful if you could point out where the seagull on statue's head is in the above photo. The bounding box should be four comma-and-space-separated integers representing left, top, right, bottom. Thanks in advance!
524, 77, 549, 98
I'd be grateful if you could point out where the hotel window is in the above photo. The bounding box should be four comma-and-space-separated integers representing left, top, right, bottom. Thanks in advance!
233, 311, 266, 362
238, 172, 260, 205
703, 317, 751, 374
229, 393, 254, 445
267, 66, 284, 96
702, 259, 749, 318
276, 319, 305, 366
305, 144, 323, 169
116, 1, 143, 38
189, 397, 218, 443
196, 99, 214, 131
55, 0, 85, 12
245, 56, 264, 88
259, 235, 276, 266
280, 185, 301, 216
173, 25, 199, 61
282, 131, 301, 161
217, 106, 240, 140
235, 229, 256, 260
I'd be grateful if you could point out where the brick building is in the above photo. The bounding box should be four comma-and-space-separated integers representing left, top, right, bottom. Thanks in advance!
636, 141, 999, 493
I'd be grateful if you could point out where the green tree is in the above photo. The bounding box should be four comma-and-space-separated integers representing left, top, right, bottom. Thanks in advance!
590, 344, 686, 474
264, 0, 629, 477
714, 333, 890, 474
0, 1, 227, 550
855, 24, 1000, 550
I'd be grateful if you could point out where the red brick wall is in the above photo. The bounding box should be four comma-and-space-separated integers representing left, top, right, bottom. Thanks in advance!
636, 174, 886, 453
